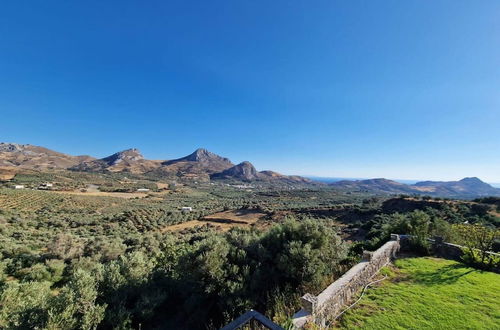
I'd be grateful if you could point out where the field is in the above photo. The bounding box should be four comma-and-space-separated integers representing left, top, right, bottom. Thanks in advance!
51, 190, 154, 199
339, 257, 500, 329
162, 208, 268, 232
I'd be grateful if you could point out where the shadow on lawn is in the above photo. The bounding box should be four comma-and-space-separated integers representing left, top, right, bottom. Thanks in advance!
410, 263, 476, 285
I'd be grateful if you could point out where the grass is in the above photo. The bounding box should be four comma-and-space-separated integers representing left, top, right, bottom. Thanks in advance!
339, 257, 500, 329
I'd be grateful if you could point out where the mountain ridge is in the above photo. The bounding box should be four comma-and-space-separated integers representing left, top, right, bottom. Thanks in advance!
0, 143, 310, 185
330, 176, 500, 198
1, 142, 498, 196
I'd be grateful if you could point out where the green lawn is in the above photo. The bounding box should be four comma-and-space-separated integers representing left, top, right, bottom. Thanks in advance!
339, 257, 500, 330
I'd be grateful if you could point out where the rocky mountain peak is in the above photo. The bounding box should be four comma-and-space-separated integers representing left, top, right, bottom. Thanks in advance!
0, 143, 23, 152
184, 148, 231, 163
211, 161, 259, 181
102, 148, 144, 165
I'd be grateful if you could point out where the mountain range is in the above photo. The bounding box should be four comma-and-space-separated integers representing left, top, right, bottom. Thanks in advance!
329, 177, 500, 198
1, 142, 499, 198
0, 143, 312, 184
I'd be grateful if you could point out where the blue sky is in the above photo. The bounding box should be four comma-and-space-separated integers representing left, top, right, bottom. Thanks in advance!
1, 1, 499, 182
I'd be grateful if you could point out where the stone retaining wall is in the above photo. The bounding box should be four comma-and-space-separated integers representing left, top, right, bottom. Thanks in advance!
432, 237, 500, 272
292, 234, 401, 328
432, 238, 465, 260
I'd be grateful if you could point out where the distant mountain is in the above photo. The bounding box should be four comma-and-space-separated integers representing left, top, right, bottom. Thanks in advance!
71, 148, 160, 173
161, 148, 234, 177
2, 142, 497, 195
211, 161, 260, 181
412, 177, 500, 197
331, 178, 416, 194
259, 170, 314, 184
163, 148, 231, 166
211, 162, 315, 184
331, 177, 500, 198
0, 143, 312, 185
0, 143, 94, 169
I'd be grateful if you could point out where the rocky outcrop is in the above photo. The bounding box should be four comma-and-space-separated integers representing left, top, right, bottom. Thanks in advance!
211, 161, 260, 181
0, 142, 94, 169
161, 148, 234, 175
71, 148, 160, 173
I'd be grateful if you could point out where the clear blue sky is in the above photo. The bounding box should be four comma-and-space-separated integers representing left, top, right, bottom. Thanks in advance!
1, 1, 499, 182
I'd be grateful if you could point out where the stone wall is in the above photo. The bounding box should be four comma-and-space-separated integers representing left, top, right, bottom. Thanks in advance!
432, 237, 500, 272
292, 234, 401, 328
432, 237, 464, 261
400, 235, 499, 272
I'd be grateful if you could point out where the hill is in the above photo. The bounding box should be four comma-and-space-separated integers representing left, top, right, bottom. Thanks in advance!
211, 161, 259, 181
412, 177, 500, 196
0, 143, 312, 185
211, 161, 315, 184
1, 142, 497, 195
71, 148, 161, 173
331, 178, 416, 194
158, 148, 234, 180
0, 143, 94, 169
330, 177, 500, 198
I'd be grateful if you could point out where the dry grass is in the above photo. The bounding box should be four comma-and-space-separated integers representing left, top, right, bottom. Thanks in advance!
162, 209, 268, 232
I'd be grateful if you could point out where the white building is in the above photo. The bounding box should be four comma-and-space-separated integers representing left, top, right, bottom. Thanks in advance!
137, 188, 150, 192
38, 183, 54, 190
13, 185, 25, 189
181, 207, 193, 212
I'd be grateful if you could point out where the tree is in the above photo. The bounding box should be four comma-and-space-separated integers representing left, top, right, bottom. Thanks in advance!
453, 224, 500, 269
47, 269, 106, 330
47, 233, 84, 260
0, 281, 51, 328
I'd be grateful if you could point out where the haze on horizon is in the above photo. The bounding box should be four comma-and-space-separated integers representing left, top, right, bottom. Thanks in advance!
1, 1, 499, 182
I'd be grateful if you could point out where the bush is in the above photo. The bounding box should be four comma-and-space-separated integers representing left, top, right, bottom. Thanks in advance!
453, 224, 500, 270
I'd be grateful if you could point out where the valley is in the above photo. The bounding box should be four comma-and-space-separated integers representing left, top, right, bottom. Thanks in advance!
0, 143, 499, 329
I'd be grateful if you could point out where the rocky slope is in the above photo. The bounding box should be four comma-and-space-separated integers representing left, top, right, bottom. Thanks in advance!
211, 162, 315, 184
71, 148, 160, 173
0, 143, 94, 169
211, 161, 260, 181
0, 143, 312, 185
2, 142, 496, 195
161, 148, 234, 176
